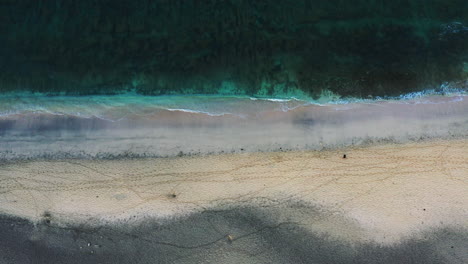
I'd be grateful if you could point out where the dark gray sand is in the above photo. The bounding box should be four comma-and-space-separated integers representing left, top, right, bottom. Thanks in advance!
1, 203, 467, 264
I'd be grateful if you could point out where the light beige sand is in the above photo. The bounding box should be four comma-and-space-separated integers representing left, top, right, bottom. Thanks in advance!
0, 139, 467, 244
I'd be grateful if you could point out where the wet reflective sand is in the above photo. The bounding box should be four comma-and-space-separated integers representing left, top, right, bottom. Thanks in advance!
1, 95, 466, 159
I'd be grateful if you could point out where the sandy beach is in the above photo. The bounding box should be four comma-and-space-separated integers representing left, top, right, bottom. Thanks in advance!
1, 138, 466, 246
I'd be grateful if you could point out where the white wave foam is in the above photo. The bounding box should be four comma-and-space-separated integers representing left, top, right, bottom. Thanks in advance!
165, 108, 232, 117
250, 97, 296, 102
0, 85, 465, 118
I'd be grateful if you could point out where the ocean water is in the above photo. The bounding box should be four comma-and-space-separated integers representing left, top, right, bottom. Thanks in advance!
1, 88, 466, 160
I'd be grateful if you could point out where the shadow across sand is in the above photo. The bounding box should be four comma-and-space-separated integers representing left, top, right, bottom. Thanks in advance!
0, 203, 466, 264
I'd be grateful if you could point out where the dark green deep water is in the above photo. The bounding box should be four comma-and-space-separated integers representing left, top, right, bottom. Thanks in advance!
0, 0, 467, 97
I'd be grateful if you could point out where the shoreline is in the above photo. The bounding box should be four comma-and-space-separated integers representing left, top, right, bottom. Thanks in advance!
1, 94, 466, 161
0, 133, 466, 163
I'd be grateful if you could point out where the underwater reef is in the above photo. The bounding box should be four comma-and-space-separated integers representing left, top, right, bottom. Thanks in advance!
0, 0, 467, 97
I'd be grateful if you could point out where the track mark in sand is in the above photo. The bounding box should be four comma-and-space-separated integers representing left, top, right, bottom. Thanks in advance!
0, 139, 466, 224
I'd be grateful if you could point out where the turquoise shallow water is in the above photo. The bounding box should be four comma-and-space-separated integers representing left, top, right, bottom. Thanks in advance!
0, 94, 308, 120
0, 87, 466, 120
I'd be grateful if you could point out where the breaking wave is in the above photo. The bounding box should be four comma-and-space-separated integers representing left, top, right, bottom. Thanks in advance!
0, 85, 466, 121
